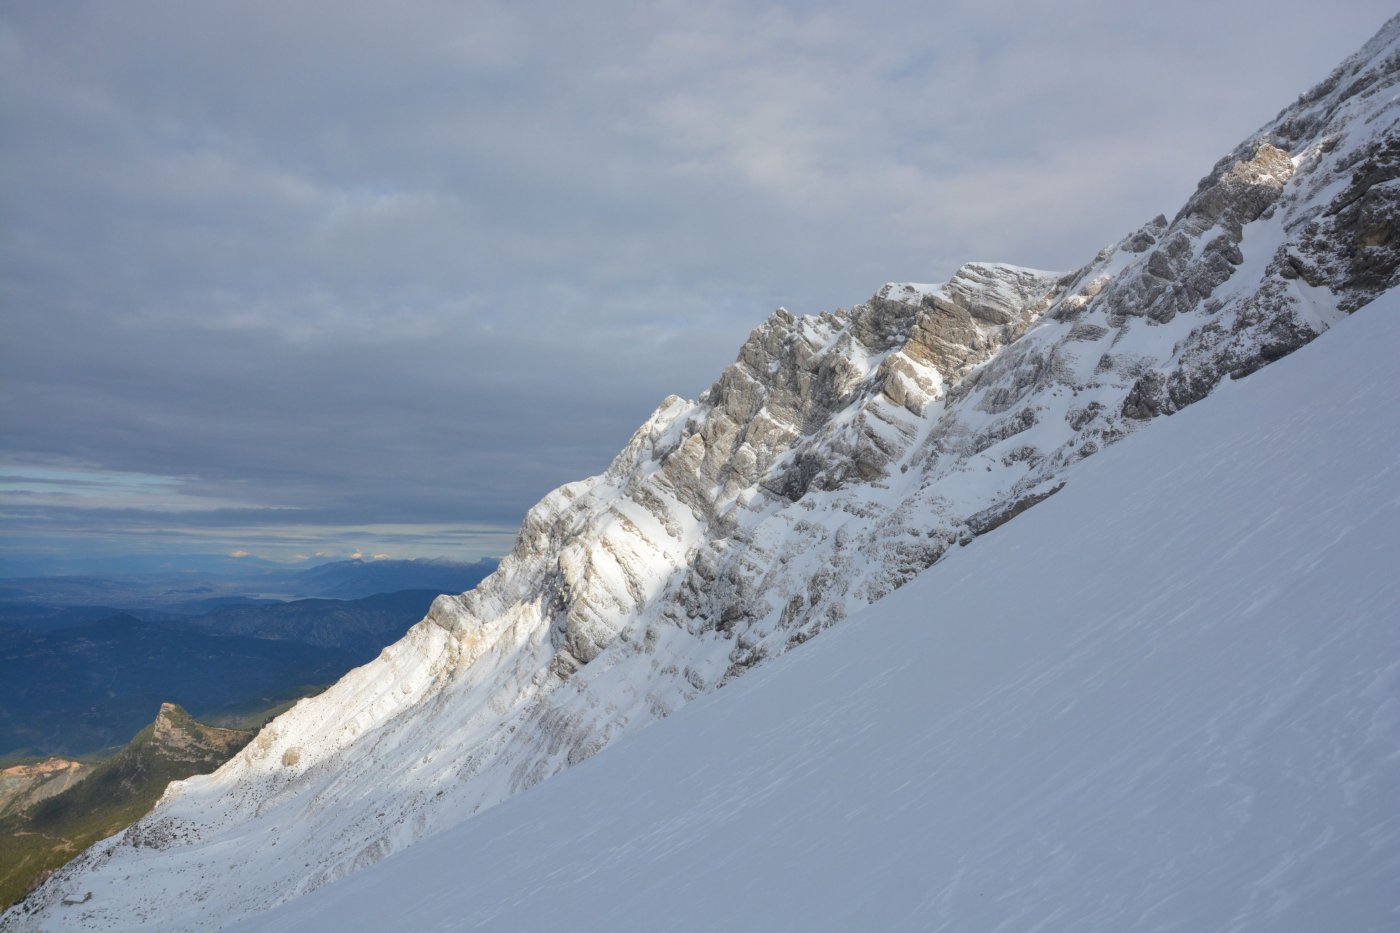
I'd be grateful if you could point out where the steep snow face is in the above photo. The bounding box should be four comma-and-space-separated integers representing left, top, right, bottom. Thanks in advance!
237, 286, 1400, 933
8, 16, 1400, 932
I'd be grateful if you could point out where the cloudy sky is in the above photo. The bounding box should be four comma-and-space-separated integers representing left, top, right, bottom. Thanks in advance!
1, 1, 1392, 572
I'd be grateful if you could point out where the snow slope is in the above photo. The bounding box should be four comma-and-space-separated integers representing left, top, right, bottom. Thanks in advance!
243, 294, 1400, 932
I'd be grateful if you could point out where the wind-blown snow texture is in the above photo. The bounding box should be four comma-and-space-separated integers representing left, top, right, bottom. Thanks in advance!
242, 286, 1400, 932
7, 16, 1399, 932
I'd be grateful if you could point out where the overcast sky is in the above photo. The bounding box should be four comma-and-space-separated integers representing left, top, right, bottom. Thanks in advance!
1, 1, 1393, 572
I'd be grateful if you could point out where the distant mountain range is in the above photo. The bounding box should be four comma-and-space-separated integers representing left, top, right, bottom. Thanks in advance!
0, 557, 500, 758
276, 558, 499, 600
0, 553, 502, 582
0, 553, 295, 579
0, 614, 351, 759
0, 557, 500, 613
0, 588, 467, 759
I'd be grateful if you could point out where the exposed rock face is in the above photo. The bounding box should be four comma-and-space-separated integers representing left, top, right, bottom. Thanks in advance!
0, 761, 90, 821
9, 15, 1400, 933
148, 705, 249, 765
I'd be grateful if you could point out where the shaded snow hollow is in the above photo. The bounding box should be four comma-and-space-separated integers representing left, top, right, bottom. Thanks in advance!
239, 295, 1400, 931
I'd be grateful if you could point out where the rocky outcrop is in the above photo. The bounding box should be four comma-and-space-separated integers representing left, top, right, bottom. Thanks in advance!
0, 761, 90, 821
148, 705, 249, 764
10, 15, 1400, 933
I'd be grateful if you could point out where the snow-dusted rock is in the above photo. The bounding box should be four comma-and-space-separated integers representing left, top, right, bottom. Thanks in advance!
237, 270, 1400, 933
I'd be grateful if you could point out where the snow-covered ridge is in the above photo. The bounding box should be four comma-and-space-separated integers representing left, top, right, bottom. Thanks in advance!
240, 273, 1400, 933
7, 14, 1399, 932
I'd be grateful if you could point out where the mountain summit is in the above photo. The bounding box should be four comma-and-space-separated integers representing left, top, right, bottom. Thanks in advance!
7, 15, 1399, 932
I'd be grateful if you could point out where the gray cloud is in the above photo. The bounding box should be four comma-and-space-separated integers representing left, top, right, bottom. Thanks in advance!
1, 0, 1393, 568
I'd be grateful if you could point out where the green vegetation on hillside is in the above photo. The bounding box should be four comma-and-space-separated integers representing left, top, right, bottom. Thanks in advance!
0, 703, 252, 911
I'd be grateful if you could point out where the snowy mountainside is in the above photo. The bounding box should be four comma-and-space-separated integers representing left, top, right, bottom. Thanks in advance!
240, 285, 1400, 932
6, 15, 1400, 931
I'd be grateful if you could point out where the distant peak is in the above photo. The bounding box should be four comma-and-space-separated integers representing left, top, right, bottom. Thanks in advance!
150, 702, 250, 759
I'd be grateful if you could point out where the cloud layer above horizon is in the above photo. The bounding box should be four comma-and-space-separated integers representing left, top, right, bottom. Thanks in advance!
2, 1, 1392, 570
